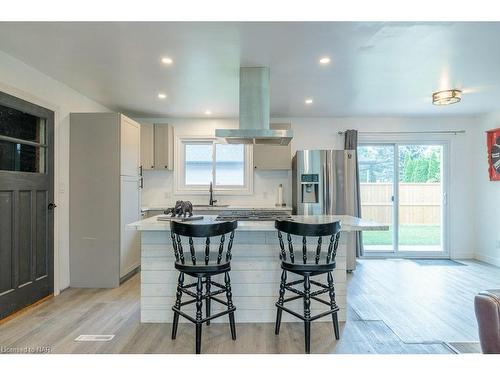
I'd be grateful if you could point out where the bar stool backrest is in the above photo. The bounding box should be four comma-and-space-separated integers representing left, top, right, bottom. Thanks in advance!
274, 220, 341, 265
170, 220, 238, 265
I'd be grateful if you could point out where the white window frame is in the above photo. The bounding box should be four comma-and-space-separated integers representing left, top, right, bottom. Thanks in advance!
174, 135, 253, 195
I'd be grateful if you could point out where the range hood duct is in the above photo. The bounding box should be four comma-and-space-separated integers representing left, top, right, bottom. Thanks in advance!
215, 67, 293, 145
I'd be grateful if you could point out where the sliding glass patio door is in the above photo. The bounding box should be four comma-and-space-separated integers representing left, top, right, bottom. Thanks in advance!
358, 142, 448, 257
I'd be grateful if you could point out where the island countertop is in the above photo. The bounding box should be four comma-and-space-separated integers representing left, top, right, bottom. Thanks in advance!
129, 214, 388, 232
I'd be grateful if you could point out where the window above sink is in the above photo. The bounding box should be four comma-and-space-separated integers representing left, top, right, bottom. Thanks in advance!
174, 136, 253, 195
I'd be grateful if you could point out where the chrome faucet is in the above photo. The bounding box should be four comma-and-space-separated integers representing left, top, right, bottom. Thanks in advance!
209, 182, 217, 206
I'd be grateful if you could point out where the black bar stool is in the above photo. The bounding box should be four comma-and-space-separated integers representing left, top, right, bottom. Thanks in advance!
274, 219, 341, 354
169, 219, 238, 354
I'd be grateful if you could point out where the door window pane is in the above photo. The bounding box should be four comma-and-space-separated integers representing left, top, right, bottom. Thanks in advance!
215, 144, 244, 186
0, 140, 45, 173
185, 143, 213, 185
358, 145, 395, 251
398, 145, 443, 251
0, 104, 45, 143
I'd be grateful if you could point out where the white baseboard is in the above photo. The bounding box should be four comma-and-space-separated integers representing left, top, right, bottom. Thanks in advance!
474, 253, 500, 267
450, 252, 474, 260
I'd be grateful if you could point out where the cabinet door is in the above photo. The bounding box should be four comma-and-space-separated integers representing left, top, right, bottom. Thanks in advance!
140, 123, 154, 170
154, 124, 173, 170
253, 123, 291, 170
120, 176, 141, 278
120, 115, 141, 176
253, 144, 291, 170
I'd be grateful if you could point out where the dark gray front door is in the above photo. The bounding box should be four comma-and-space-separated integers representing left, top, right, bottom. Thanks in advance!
0, 91, 54, 320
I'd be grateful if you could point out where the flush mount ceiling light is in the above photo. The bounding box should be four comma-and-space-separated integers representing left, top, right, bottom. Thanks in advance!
432, 89, 462, 105
161, 57, 173, 65
319, 57, 331, 65
204, 110, 212, 115
305, 98, 313, 105
157, 93, 167, 99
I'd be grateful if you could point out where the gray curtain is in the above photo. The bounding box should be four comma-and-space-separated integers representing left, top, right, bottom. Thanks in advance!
344, 130, 364, 257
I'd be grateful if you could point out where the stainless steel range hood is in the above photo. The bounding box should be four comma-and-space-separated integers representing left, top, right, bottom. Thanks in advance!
215, 67, 293, 145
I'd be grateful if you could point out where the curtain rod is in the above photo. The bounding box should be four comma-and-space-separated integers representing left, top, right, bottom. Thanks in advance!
337, 130, 466, 135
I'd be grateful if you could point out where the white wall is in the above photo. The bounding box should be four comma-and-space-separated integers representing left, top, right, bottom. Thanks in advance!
136, 116, 478, 259
0, 50, 110, 292
472, 112, 500, 266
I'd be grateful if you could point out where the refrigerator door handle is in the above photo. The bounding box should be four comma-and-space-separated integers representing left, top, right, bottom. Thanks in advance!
323, 151, 329, 215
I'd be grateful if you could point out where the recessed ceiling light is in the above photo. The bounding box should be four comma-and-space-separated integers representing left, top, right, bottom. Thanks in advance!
157, 93, 167, 99
305, 98, 313, 105
319, 57, 331, 65
161, 57, 173, 65
205, 110, 212, 115
432, 89, 462, 105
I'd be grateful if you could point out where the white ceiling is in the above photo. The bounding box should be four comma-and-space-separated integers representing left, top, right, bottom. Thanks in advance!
0, 22, 499, 117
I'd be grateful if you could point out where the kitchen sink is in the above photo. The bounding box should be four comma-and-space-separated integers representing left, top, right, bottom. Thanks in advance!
193, 204, 230, 208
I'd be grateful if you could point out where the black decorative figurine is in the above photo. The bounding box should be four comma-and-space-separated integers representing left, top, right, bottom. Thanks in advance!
165, 200, 193, 218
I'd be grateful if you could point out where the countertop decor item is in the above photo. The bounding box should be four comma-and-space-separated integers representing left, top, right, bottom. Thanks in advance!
487, 128, 500, 181
164, 200, 193, 218
275, 184, 286, 207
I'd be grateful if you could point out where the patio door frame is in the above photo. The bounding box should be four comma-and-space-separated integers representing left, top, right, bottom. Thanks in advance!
359, 138, 450, 259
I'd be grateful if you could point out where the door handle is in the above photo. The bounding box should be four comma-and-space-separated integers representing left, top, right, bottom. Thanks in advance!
48, 203, 57, 210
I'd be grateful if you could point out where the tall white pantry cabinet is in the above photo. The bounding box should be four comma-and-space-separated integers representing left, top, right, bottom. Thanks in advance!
69, 113, 141, 288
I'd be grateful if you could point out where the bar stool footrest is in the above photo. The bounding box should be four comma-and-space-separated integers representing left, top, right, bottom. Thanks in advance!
172, 306, 236, 324
275, 303, 339, 322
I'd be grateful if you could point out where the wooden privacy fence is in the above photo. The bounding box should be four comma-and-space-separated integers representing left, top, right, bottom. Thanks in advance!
360, 183, 441, 225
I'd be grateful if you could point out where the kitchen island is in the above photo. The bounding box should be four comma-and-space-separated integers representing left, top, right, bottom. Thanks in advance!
129, 215, 387, 324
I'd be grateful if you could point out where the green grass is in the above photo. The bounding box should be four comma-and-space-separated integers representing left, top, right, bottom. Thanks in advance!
363, 225, 441, 246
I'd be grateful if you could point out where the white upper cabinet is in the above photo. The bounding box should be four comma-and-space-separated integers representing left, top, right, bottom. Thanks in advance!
253, 123, 292, 170
154, 123, 174, 170
140, 123, 174, 170
120, 115, 141, 177
140, 123, 154, 170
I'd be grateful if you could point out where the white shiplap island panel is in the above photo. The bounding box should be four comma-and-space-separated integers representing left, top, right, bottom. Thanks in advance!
130, 215, 387, 323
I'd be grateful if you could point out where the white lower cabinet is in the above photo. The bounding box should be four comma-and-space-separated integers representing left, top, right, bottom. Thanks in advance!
120, 176, 141, 278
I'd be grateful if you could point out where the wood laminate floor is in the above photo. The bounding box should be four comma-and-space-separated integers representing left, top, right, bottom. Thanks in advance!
1, 259, 497, 354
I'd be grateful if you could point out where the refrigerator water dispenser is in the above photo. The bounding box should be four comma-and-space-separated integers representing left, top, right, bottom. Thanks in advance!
300, 174, 319, 203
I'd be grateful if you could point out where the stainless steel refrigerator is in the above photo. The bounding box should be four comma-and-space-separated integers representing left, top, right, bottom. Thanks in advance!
292, 150, 359, 270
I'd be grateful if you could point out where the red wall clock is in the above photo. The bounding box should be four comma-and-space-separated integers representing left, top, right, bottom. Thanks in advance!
487, 128, 500, 181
